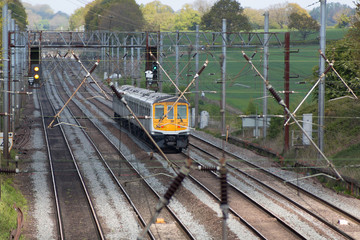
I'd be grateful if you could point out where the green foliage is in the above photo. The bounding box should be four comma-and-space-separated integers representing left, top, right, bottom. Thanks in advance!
69, 7, 86, 30
85, 0, 145, 31
310, 2, 355, 26
173, 4, 201, 31
288, 12, 320, 40
245, 100, 256, 115
0, 178, 27, 239
335, 13, 351, 28
140, 1, 175, 31
268, 116, 283, 139
268, 3, 310, 29
243, 8, 264, 30
309, 3, 360, 100
0, 0, 28, 31
201, 0, 252, 32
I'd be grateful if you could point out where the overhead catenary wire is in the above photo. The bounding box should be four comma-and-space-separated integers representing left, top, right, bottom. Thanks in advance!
242, 50, 344, 181
283, 50, 358, 126
48, 58, 100, 128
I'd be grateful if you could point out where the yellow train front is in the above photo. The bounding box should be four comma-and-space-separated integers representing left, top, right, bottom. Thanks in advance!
113, 85, 190, 150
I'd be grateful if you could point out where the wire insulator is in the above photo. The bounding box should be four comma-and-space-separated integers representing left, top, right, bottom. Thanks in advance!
73, 53, 80, 61
197, 60, 209, 76
324, 65, 332, 75
88, 60, 100, 74
267, 85, 286, 107
242, 51, 250, 62
0, 168, 17, 174
197, 165, 219, 172
220, 167, 228, 205
164, 166, 189, 201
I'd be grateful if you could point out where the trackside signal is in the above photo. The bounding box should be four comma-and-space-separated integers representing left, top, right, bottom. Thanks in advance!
152, 61, 158, 80
28, 46, 42, 87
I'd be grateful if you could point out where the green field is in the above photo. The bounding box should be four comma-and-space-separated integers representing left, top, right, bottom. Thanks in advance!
165, 28, 349, 117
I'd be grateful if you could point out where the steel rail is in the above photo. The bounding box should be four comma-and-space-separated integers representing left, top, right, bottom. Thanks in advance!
190, 134, 358, 240
51, 58, 195, 240
42, 68, 105, 240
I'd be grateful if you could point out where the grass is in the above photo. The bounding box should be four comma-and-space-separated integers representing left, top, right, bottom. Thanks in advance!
0, 177, 27, 240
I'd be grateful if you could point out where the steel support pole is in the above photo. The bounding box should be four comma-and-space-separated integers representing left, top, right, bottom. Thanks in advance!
159, 33, 163, 91
318, 0, 327, 154
221, 19, 226, 137
11, 18, 15, 135
123, 37, 127, 79
131, 38, 134, 85
195, 25, 200, 128
175, 30, 179, 96
137, 36, 141, 87
263, 11, 269, 139
2, 3, 10, 160
284, 32, 290, 152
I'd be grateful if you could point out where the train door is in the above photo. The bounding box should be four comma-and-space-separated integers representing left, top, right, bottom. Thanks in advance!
166, 105, 176, 131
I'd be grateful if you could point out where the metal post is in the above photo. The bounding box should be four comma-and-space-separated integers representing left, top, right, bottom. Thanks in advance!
263, 12, 269, 138
318, 0, 326, 154
195, 25, 200, 128
175, 30, 179, 96
221, 19, 226, 137
131, 37, 134, 84
284, 32, 290, 152
159, 33, 163, 91
117, 46, 120, 79
137, 36, 141, 88
15, 24, 20, 120
11, 18, 15, 134
2, 3, 10, 160
123, 37, 127, 80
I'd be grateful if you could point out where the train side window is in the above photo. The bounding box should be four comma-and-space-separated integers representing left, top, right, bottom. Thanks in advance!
155, 105, 164, 119
177, 105, 187, 119
167, 105, 174, 119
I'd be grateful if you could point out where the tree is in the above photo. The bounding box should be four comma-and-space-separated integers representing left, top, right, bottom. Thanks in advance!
310, 2, 355, 26
268, 3, 309, 29
201, 0, 252, 32
334, 10, 351, 28
243, 8, 264, 30
0, 0, 28, 30
85, 0, 145, 31
193, 0, 213, 15
288, 12, 320, 40
173, 4, 201, 31
311, 3, 360, 100
140, 1, 175, 31
69, 7, 86, 30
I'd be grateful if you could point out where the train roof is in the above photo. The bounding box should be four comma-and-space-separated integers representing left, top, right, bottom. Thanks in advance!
116, 85, 188, 104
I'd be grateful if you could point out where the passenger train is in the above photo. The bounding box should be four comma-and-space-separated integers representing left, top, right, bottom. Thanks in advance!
112, 85, 190, 150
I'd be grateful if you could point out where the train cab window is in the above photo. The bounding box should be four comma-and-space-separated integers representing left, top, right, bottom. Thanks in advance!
177, 105, 187, 120
155, 105, 164, 119
167, 105, 174, 119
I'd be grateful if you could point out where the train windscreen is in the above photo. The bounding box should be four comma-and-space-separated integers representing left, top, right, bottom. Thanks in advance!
155, 105, 164, 119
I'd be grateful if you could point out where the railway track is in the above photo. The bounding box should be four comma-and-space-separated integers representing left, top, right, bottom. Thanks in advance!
45, 58, 195, 239
189, 133, 360, 239
52, 57, 267, 239
43, 56, 360, 239
38, 81, 104, 239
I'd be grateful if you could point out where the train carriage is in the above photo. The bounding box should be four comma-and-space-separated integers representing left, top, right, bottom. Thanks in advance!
113, 85, 190, 150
